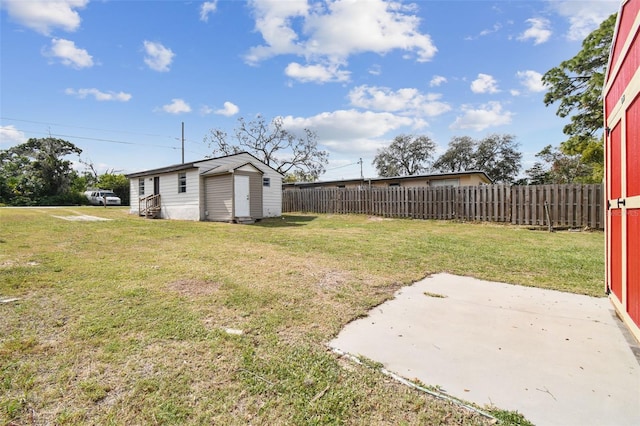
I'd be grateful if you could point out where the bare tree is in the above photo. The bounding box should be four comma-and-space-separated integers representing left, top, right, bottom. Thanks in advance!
204, 115, 328, 180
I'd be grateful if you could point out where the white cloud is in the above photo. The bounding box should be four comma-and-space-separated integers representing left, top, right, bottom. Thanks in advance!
516, 70, 546, 93
450, 101, 513, 132
348, 85, 451, 117
480, 23, 502, 37
0, 125, 26, 144
518, 18, 552, 45
143, 41, 174, 72
215, 101, 239, 117
471, 73, 499, 94
45, 38, 93, 68
282, 109, 418, 145
429, 75, 447, 87
200, 1, 218, 22
65, 88, 132, 101
466, 22, 503, 40
1, 0, 88, 35
159, 99, 191, 114
368, 64, 382, 76
244, 0, 309, 63
510, 89, 521, 96
275, 108, 431, 177
245, 0, 437, 80
548, 1, 618, 41
285, 62, 350, 83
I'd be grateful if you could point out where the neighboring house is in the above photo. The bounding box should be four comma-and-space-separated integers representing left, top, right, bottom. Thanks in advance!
283, 171, 492, 190
125, 152, 282, 222
604, 0, 640, 343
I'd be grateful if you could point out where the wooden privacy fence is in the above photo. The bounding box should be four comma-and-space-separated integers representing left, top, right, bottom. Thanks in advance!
282, 184, 604, 229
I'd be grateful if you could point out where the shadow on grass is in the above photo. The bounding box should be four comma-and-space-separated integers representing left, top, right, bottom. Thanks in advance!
252, 215, 317, 228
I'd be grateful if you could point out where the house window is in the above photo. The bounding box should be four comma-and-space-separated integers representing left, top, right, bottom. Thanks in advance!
389, 183, 401, 187
431, 178, 460, 187
337, 185, 346, 189
139, 178, 145, 195
178, 172, 187, 193
263, 177, 270, 187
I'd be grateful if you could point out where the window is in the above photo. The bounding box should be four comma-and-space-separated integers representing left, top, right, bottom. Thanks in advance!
139, 178, 145, 195
263, 177, 270, 187
388, 183, 401, 187
178, 172, 187, 193
431, 178, 460, 187
337, 185, 346, 189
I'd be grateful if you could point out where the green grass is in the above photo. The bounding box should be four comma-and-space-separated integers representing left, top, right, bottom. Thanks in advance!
0, 207, 604, 424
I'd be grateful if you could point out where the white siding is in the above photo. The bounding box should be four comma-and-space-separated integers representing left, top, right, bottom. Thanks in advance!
195, 153, 282, 217
129, 179, 140, 215
157, 169, 200, 220
262, 176, 282, 217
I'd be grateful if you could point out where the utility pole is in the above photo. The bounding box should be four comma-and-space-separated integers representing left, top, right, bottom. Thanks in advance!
358, 157, 363, 180
181, 122, 185, 164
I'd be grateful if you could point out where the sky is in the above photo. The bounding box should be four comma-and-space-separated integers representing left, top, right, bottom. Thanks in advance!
0, 0, 620, 181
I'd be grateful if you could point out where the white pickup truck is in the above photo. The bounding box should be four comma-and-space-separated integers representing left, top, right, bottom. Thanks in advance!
84, 190, 121, 206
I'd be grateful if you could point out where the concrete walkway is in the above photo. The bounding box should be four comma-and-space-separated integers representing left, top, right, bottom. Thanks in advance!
329, 273, 640, 426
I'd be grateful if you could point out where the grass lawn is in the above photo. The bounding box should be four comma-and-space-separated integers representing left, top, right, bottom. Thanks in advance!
0, 207, 604, 425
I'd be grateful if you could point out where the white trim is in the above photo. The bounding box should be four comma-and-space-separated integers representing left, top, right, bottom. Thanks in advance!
607, 65, 640, 127
610, 296, 640, 344
604, 3, 640, 94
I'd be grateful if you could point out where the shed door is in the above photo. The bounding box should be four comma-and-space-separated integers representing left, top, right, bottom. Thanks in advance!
606, 71, 640, 331
234, 175, 250, 217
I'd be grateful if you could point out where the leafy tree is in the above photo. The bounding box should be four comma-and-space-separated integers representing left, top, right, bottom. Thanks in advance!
474, 134, 522, 183
205, 115, 329, 180
522, 162, 551, 185
283, 170, 316, 183
433, 134, 522, 183
524, 145, 592, 184
98, 173, 130, 205
373, 134, 436, 177
432, 136, 476, 173
542, 12, 616, 182
0, 138, 82, 205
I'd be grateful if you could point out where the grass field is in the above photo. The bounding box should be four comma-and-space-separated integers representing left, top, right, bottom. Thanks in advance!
0, 207, 604, 425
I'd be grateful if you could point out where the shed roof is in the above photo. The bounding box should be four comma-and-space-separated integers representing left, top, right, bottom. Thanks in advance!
125, 162, 197, 178
125, 152, 282, 178
200, 161, 264, 177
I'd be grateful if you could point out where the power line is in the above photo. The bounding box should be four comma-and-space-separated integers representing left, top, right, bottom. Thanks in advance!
1, 118, 210, 156
325, 161, 358, 171
1, 116, 178, 141
14, 129, 179, 149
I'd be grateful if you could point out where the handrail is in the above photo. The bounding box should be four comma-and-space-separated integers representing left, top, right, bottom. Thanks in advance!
139, 194, 161, 218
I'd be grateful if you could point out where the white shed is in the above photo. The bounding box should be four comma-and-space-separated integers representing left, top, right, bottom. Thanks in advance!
125, 152, 282, 222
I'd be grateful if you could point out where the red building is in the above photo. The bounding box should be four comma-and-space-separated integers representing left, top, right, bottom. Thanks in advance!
604, 0, 640, 343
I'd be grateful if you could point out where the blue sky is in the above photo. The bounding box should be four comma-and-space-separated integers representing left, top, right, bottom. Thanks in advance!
0, 0, 619, 180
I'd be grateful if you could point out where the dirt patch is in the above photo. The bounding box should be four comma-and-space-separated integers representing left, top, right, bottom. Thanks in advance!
316, 270, 350, 289
0, 260, 40, 268
167, 279, 221, 297
52, 215, 111, 221
367, 216, 392, 222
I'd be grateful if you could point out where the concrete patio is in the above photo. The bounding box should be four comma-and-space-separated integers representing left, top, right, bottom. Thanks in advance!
329, 273, 640, 426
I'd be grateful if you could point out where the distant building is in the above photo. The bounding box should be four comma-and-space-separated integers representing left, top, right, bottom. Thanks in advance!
283, 171, 492, 190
